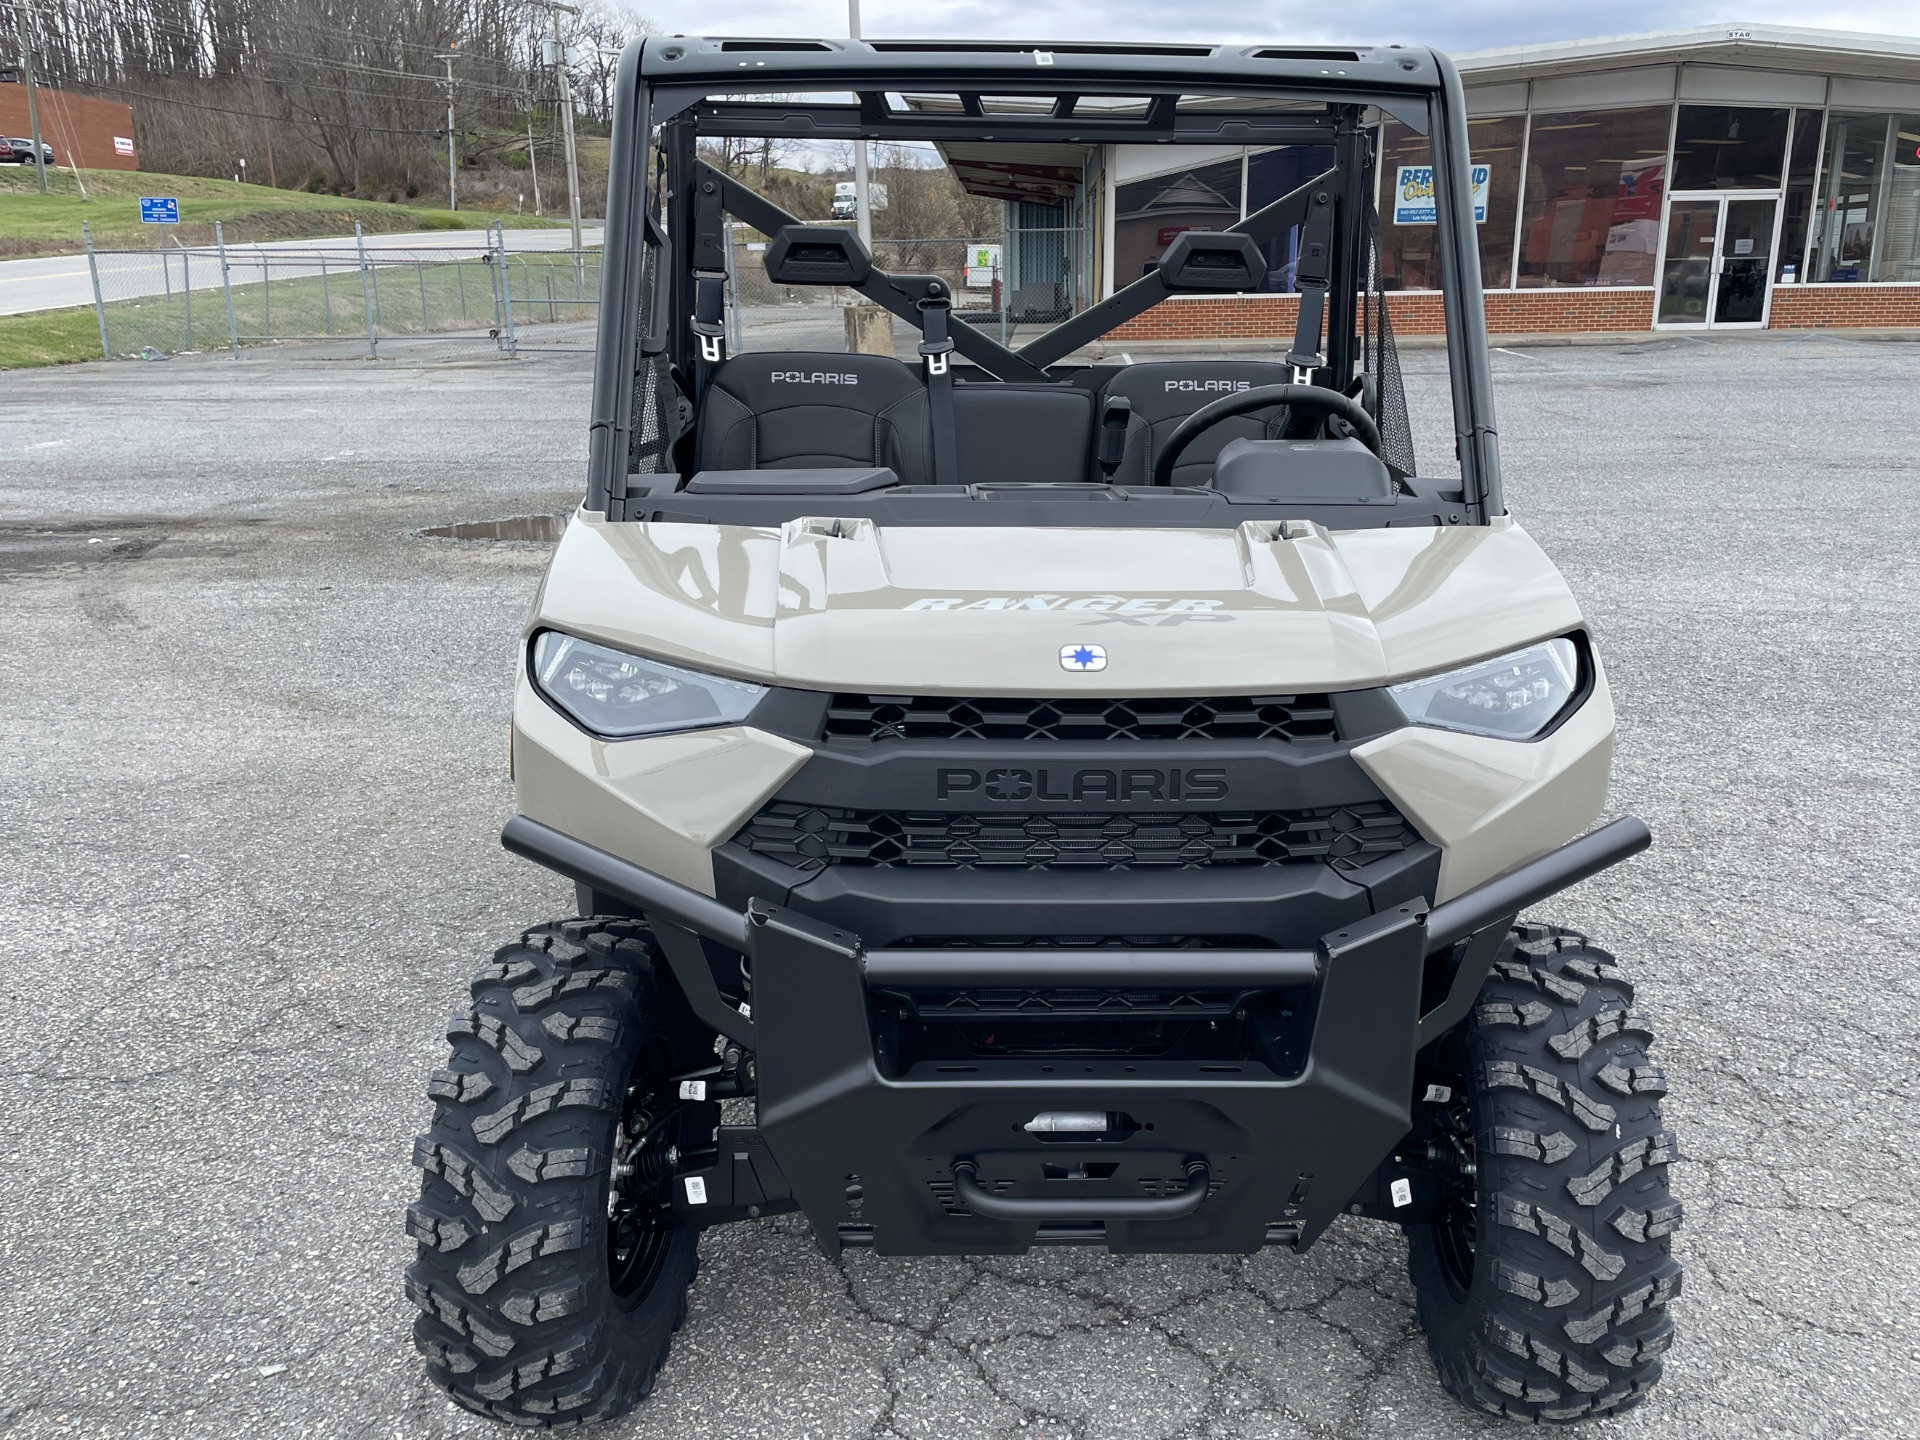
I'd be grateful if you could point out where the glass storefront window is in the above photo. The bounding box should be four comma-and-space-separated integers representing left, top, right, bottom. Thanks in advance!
1378, 123, 1438, 289
1246, 145, 1335, 291
1114, 157, 1242, 284
1776, 109, 1823, 283
1469, 116, 1525, 287
1883, 118, 1920, 282
1811, 113, 1888, 282
1517, 105, 1672, 287
1378, 117, 1530, 291
1671, 105, 1790, 189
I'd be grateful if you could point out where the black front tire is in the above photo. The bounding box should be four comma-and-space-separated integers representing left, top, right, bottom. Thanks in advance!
1409, 925, 1683, 1423
406, 919, 708, 1427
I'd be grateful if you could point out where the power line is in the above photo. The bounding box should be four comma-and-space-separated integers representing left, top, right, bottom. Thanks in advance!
80, 77, 470, 136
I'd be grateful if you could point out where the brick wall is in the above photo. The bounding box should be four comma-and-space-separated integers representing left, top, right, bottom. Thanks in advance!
1766, 284, 1920, 330
1105, 284, 1920, 340
0, 84, 138, 171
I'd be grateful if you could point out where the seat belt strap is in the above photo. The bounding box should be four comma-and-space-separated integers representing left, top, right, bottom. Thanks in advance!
1286, 190, 1335, 385
917, 283, 958, 486
691, 272, 727, 399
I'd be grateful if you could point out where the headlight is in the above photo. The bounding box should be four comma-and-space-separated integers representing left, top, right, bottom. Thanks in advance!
1388, 638, 1581, 740
531, 631, 766, 738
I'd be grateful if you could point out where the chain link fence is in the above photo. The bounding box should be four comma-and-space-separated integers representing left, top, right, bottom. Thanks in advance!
78, 222, 1088, 362
80, 222, 601, 362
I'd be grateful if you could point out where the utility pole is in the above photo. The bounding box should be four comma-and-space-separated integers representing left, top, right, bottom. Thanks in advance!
848, 0, 872, 246
443, 53, 458, 211
254, 69, 276, 187
540, 2, 584, 265
527, 113, 543, 216
17, 6, 48, 193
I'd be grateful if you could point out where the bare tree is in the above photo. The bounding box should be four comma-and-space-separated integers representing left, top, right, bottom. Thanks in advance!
5, 0, 655, 200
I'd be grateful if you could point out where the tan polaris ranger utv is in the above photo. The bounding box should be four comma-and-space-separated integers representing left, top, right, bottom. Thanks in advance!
406, 35, 1681, 1428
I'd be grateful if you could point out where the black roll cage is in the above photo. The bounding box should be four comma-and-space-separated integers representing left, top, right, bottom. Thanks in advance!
584, 37, 1501, 522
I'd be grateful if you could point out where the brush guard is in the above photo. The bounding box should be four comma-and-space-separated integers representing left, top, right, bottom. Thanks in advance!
503, 814, 1650, 1256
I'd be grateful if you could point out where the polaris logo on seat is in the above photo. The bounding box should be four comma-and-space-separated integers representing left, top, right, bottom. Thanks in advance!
935, 767, 1230, 803
771, 371, 859, 384
1165, 379, 1252, 393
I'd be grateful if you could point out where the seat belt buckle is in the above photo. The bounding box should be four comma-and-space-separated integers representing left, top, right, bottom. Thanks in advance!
1285, 351, 1323, 387
692, 315, 726, 365
919, 338, 954, 376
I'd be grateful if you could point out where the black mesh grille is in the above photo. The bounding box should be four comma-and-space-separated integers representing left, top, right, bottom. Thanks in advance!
824, 693, 1336, 744
904, 988, 1239, 1019
1364, 206, 1417, 480
733, 801, 1419, 872
625, 218, 676, 483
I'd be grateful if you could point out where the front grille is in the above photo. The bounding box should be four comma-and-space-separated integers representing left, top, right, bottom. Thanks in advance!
733, 801, 1419, 872
824, 693, 1337, 744
903, 988, 1239, 1019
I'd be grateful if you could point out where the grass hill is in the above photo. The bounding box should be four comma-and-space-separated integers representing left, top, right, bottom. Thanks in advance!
0, 167, 558, 259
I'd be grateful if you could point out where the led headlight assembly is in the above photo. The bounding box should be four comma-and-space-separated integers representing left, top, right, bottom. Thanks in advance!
1388, 637, 1582, 740
531, 631, 767, 738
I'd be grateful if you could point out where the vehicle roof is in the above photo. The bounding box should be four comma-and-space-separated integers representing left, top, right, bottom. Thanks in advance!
637, 36, 1446, 94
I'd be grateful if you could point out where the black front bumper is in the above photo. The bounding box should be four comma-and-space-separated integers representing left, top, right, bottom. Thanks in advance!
503, 814, 1651, 1256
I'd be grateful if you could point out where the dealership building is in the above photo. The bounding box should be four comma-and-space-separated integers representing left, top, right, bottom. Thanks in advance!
943, 24, 1920, 336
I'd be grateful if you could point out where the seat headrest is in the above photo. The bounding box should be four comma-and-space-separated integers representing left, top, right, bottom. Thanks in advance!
1157, 232, 1266, 293
764, 225, 873, 285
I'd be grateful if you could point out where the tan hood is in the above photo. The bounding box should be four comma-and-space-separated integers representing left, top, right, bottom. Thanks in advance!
531, 511, 1586, 695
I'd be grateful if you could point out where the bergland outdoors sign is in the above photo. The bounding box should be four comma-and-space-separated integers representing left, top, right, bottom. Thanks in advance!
1393, 165, 1490, 225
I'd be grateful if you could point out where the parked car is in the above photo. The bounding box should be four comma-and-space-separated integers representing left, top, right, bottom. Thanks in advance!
6, 138, 55, 165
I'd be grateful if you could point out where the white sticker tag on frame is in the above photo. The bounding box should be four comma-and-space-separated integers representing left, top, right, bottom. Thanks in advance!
684, 1175, 708, 1205
1390, 1177, 1413, 1208
679, 1080, 707, 1100
1423, 1084, 1452, 1103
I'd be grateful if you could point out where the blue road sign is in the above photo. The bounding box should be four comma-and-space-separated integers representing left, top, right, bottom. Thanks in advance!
139, 197, 180, 225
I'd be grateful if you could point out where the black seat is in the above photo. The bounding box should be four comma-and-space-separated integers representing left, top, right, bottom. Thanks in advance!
696, 351, 933, 483
953, 383, 1095, 486
1097, 362, 1298, 486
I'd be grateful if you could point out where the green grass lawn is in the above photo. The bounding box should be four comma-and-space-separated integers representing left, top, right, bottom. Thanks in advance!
0, 248, 599, 368
0, 167, 558, 258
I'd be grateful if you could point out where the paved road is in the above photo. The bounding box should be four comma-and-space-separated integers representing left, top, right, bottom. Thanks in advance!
0, 227, 604, 316
0, 334, 1916, 1439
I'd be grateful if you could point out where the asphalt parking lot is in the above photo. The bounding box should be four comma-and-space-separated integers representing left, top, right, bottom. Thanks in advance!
2, 332, 1917, 1440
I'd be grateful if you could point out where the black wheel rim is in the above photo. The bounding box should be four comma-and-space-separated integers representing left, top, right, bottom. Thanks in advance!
606, 1074, 684, 1305
1430, 1096, 1479, 1301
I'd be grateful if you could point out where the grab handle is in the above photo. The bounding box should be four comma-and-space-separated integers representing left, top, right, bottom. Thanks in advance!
949, 1159, 1211, 1222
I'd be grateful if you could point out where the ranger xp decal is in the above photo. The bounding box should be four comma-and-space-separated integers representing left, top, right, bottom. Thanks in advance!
905, 595, 1225, 614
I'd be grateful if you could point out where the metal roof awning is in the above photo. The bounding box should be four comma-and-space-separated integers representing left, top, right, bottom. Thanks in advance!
934, 141, 1093, 201
1455, 22, 1920, 86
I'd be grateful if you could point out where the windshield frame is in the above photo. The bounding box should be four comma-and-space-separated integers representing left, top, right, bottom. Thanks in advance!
584, 38, 1500, 526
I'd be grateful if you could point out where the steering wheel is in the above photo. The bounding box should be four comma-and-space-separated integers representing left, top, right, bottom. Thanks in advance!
1150, 384, 1383, 487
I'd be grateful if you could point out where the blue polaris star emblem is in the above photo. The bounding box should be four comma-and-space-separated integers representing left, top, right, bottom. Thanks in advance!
1059, 643, 1107, 673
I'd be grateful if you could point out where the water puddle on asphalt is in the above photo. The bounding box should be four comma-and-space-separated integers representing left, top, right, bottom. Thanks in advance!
417, 515, 568, 543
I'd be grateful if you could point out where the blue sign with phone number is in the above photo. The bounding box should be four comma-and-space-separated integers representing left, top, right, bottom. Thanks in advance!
139, 196, 179, 224
1392, 166, 1490, 225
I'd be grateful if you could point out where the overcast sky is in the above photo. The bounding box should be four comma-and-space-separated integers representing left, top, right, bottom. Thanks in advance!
640, 1, 1920, 52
